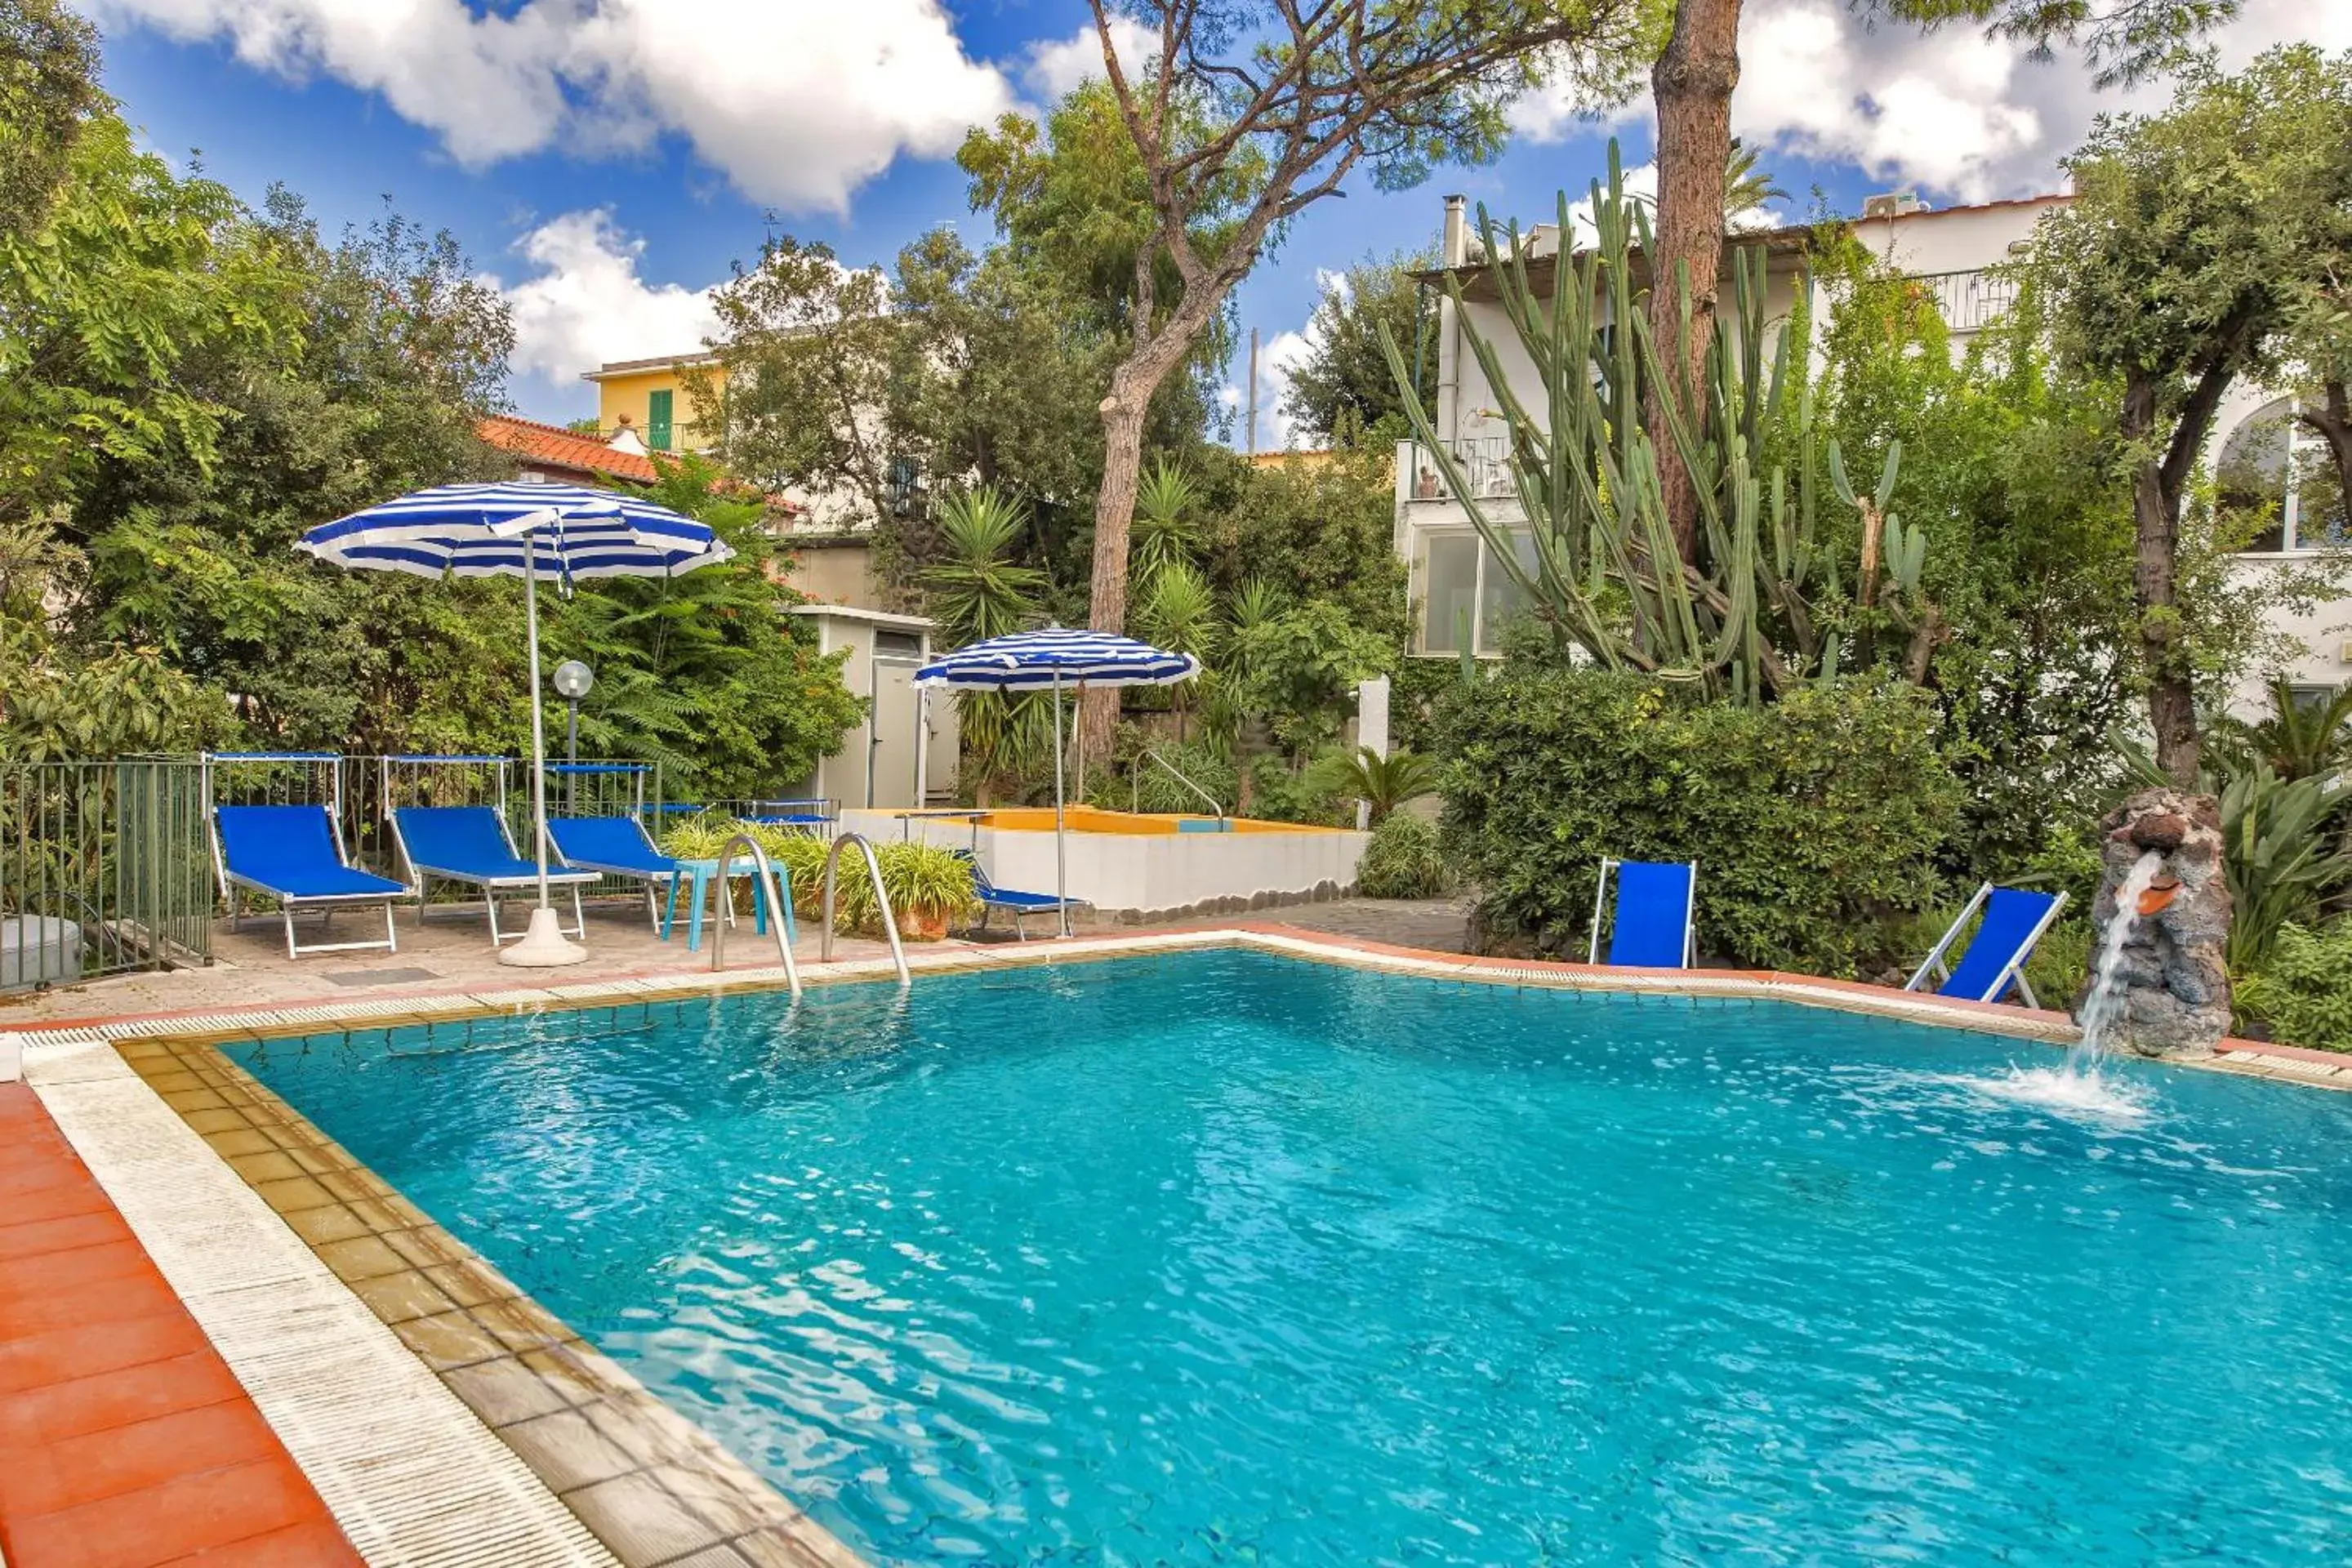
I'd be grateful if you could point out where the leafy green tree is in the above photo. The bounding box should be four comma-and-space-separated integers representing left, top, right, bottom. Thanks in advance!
1201, 444, 1407, 647
546, 461, 864, 797
0, 113, 297, 528
1642, 0, 2239, 559
0, 0, 100, 247
2031, 46, 2352, 782
1280, 249, 1440, 448
1057, 0, 1664, 764
703, 234, 899, 536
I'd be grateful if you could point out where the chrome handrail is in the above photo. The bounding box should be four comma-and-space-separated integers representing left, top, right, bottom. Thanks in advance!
822, 831, 910, 984
1130, 748, 1227, 823
710, 834, 801, 999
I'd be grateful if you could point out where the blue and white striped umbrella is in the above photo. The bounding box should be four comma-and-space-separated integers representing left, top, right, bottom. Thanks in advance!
296, 481, 733, 582
915, 628, 1200, 692
916, 629, 1198, 938
294, 481, 734, 964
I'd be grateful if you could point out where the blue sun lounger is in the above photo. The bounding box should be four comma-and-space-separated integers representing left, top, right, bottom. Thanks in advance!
1905, 884, 2068, 1006
547, 815, 681, 933
1590, 858, 1697, 968
391, 804, 596, 945
953, 849, 1081, 939
212, 804, 410, 960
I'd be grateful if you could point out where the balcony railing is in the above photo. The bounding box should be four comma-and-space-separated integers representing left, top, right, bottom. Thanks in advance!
1404, 436, 1516, 503
1907, 268, 2018, 333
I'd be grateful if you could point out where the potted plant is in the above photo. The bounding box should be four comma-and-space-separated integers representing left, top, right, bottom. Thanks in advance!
879, 841, 979, 942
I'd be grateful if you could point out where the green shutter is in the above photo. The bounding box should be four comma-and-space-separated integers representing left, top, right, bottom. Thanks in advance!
647, 389, 674, 451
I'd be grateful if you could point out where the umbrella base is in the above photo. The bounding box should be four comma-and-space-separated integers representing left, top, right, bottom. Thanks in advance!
498, 906, 590, 968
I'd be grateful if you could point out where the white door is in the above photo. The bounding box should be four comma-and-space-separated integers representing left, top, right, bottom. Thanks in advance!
867, 653, 923, 807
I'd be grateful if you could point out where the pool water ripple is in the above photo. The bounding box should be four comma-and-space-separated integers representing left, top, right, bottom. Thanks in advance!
224, 949, 2352, 1566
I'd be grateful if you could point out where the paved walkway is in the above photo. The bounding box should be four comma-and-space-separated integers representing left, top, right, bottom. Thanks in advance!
0, 1084, 360, 1566
0, 899, 1468, 1032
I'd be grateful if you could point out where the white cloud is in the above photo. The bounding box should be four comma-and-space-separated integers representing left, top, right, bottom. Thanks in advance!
1512, 0, 2352, 205
1022, 17, 1158, 102
90, 0, 1013, 212
498, 210, 719, 382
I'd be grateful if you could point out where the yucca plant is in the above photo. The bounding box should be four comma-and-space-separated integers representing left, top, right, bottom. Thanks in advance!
921, 486, 1045, 644
2221, 761, 2352, 971
1132, 457, 1204, 589
1134, 560, 1223, 742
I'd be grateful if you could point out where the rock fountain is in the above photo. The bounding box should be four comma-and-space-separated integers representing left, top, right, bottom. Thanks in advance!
2075, 786, 2234, 1060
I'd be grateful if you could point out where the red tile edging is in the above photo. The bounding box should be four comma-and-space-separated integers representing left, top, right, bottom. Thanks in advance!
0, 1083, 362, 1566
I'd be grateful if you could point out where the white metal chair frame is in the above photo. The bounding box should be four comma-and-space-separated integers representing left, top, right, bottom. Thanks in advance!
388, 806, 594, 947
1904, 883, 2069, 1009
203, 751, 405, 961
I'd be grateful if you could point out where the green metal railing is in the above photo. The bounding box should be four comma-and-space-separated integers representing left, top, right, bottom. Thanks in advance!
2, 759, 213, 991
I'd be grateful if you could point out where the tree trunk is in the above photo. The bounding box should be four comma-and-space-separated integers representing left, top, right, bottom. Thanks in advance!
1644, 0, 1742, 567
2122, 374, 2198, 785
1080, 380, 1154, 760
2300, 380, 2352, 528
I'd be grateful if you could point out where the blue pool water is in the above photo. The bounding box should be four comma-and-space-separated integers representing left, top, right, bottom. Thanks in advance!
222, 949, 2352, 1566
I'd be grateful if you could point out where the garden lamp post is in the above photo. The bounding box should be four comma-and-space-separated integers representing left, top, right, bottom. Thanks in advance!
553, 660, 594, 812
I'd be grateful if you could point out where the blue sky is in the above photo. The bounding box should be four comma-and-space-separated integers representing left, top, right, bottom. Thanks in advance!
86, 0, 2340, 448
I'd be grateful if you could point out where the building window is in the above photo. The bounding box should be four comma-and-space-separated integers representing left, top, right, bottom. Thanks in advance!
647, 389, 674, 452
1419, 528, 1538, 656
2221, 397, 2347, 554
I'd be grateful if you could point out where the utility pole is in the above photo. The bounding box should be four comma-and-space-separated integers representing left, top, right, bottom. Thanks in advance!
1245, 327, 1259, 457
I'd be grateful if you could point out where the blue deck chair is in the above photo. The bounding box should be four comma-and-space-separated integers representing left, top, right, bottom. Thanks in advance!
1589, 858, 1698, 968
1905, 884, 2068, 1007
951, 849, 1084, 940
547, 815, 681, 933
212, 804, 409, 960
391, 805, 596, 945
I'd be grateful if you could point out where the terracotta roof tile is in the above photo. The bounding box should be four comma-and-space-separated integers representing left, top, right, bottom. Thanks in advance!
477, 415, 663, 484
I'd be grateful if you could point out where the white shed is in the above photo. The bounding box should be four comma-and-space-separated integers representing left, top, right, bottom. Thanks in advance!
790, 605, 959, 809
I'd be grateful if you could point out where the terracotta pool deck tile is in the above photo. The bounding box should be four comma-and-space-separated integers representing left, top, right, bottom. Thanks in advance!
0, 1266, 185, 1338
4, 1457, 338, 1568
499, 1405, 644, 1493
0, 1348, 246, 1446
0, 1397, 284, 1517
308, 1232, 410, 1285
248, 1174, 336, 1215
0, 1237, 157, 1307
173, 1519, 368, 1566
0, 1084, 358, 1568
0, 1310, 210, 1396
0, 1208, 136, 1263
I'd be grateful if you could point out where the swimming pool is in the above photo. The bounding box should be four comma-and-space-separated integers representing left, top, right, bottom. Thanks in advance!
221, 947, 2352, 1565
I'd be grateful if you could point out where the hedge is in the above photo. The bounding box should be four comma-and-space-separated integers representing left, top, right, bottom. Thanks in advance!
1433, 667, 1963, 975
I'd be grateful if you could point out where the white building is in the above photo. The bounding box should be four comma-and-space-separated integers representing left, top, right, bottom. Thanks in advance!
1393, 190, 2350, 711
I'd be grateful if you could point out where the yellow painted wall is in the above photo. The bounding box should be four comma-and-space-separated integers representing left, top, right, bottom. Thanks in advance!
592, 364, 724, 452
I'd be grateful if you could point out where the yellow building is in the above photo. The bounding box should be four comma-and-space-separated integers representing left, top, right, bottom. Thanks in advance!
581, 351, 723, 454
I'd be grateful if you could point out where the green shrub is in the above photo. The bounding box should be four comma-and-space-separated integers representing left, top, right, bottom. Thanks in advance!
1435, 666, 1962, 974
1357, 812, 1449, 899
2234, 920, 2352, 1052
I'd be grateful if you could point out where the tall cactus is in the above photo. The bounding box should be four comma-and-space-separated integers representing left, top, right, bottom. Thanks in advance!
1380, 144, 1937, 703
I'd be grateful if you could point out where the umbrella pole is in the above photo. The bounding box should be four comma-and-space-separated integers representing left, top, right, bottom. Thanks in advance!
1054, 670, 1069, 938
525, 534, 550, 909
502, 529, 587, 967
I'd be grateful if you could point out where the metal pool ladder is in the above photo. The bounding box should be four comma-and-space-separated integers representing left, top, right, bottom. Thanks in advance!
822, 832, 910, 985
709, 833, 801, 999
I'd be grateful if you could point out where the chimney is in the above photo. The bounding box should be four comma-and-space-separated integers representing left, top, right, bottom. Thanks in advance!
1442, 194, 1468, 267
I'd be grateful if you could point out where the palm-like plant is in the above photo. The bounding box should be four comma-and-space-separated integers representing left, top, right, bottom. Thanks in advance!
1723, 140, 1788, 225
1134, 559, 1223, 742
920, 486, 1049, 803
1132, 457, 1204, 588
1334, 746, 1440, 824
2234, 675, 2352, 782
921, 486, 1045, 645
